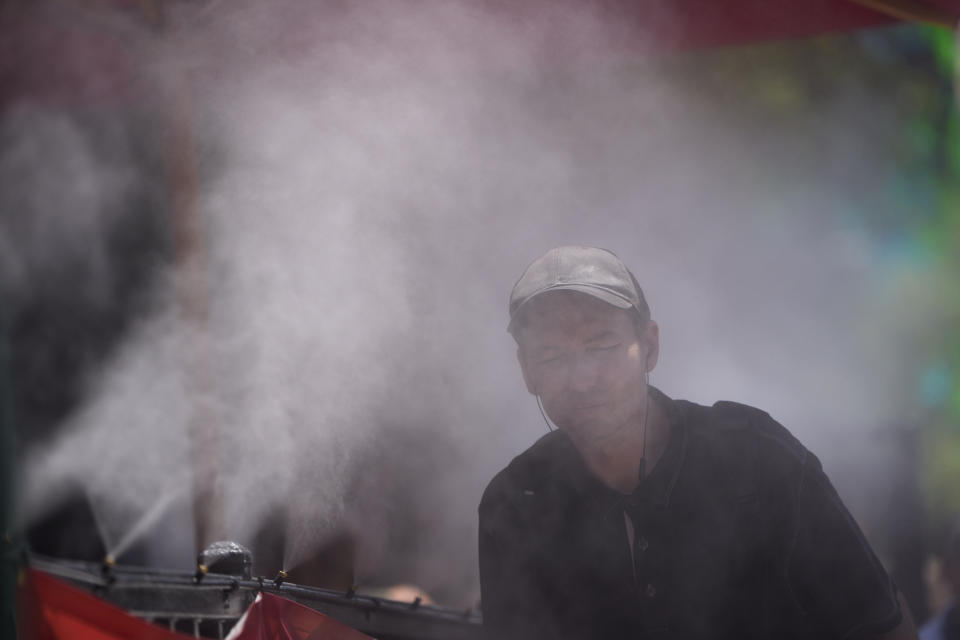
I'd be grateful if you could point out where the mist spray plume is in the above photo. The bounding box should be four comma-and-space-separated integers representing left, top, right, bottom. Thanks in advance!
6, 0, 938, 604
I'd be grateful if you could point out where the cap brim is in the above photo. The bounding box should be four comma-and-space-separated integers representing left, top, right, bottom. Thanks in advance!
507, 284, 634, 333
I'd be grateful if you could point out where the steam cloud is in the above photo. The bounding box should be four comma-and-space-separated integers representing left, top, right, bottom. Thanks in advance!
6, 0, 931, 605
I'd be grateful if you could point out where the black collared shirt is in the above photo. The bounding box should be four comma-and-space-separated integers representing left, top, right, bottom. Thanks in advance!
478, 388, 901, 639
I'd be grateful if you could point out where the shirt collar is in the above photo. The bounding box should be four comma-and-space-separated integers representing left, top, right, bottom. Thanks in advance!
556, 385, 688, 513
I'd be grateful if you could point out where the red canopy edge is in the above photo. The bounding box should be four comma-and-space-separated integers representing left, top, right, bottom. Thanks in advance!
483, 0, 956, 53
599, 0, 896, 51
848, 0, 960, 29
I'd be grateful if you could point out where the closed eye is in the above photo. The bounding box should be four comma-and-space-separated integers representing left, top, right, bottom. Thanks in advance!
588, 343, 620, 352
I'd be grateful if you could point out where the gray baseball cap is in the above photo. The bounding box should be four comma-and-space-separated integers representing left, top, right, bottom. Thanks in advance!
508, 246, 648, 334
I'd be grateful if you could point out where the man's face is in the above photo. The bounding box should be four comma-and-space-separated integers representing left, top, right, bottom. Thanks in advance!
516, 291, 658, 445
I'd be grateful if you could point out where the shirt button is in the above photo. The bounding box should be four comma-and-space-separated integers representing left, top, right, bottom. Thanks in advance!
636, 536, 649, 552
645, 583, 657, 598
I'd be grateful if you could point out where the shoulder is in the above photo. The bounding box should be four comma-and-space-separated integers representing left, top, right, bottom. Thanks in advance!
675, 398, 815, 484
681, 399, 808, 455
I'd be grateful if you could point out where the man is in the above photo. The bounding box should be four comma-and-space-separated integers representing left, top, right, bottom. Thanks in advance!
478, 246, 917, 639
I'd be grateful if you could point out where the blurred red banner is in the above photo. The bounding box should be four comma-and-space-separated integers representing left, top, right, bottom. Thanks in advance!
16, 568, 194, 640
16, 568, 373, 640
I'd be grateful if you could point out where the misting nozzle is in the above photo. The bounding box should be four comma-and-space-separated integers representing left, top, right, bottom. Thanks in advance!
195, 563, 208, 582
101, 554, 116, 584
273, 569, 287, 588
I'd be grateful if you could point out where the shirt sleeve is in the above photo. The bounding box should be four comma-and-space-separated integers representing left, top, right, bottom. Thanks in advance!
785, 452, 902, 639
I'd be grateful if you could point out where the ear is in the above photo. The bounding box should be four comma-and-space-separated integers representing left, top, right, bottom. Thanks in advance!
641, 320, 660, 373
516, 346, 538, 396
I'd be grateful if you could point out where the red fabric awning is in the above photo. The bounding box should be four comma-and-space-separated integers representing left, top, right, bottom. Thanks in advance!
16, 568, 194, 640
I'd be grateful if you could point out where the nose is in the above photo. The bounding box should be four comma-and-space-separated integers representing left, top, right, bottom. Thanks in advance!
568, 353, 601, 393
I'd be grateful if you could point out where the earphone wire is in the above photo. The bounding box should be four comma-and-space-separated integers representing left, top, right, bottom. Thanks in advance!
536, 395, 555, 432
638, 369, 650, 482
